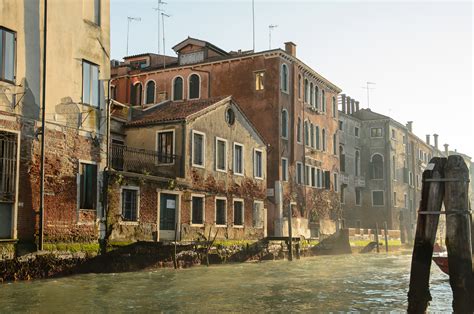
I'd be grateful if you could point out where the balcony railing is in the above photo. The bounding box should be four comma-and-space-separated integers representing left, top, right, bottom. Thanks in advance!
110, 143, 181, 178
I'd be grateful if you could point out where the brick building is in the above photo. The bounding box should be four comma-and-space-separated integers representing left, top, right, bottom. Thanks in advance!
110, 37, 342, 237
0, 0, 110, 250
107, 96, 267, 241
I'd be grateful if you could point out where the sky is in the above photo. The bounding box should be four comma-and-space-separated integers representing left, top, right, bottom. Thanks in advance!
111, 0, 474, 158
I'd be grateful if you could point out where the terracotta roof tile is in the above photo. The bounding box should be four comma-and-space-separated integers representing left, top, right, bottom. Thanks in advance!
126, 96, 229, 127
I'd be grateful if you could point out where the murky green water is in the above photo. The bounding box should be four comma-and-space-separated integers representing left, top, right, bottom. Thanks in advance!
1, 253, 451, 312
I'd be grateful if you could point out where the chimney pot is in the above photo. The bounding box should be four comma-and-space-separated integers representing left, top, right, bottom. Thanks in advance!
341, 94, 346, 114
406, 121, 413, 132
346, 96, 351, 114
444, 144, 449, 157
355, 101, 360, 112
284, 42, 296, 57
351, 99, 355, 114
426, 135, 430, 145
433, 133, 439, 149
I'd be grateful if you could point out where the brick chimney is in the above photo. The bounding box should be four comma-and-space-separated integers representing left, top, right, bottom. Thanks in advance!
444, 144, 449, 156
284, 42, 296, 57
433, 133, 439, 149
406, 121, 413, 132
425, 135, 430, 145
341, 94, 346, 114
355, 101, 359, 112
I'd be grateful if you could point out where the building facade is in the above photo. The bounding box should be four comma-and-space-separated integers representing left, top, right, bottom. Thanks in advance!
0, 0, 110, 247
107, 96, 267, 241
110, 38, 342, 237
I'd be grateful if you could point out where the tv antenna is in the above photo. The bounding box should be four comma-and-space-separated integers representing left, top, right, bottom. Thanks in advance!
362, 82, 376, 108
126, 16, 141, 56
153, 0, 167, 55
268, 24, 278, 49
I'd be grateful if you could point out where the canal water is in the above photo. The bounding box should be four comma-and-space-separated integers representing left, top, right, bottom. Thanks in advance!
1, 252, 452, 312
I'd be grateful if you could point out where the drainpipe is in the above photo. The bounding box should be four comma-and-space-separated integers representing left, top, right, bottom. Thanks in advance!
38, 0, 48, 251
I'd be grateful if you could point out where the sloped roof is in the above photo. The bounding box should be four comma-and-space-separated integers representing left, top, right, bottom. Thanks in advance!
126, 96, 229, 127
172, 36, 229, 56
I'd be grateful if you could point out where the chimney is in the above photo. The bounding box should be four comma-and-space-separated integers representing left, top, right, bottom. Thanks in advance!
284, 42, 296, 57
355, 101, 359, 112
433, 134, 439, 149
341, 94, 346, 114
406, 121, 413, 132
351, 99, 355, 114
425, 135, 430, 145
444, 144, 449, 156
346, 96, 351, 114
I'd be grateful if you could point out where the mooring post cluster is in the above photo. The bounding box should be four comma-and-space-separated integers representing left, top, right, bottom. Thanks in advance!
407, 155, 473, 313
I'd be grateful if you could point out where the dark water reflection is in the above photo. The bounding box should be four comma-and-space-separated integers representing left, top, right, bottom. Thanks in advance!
0, 253, 452, 312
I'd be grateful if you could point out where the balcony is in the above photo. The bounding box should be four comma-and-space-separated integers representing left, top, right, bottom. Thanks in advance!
340, 173, 350, 185
355, 176, 366, 187
110, 143, 182, 178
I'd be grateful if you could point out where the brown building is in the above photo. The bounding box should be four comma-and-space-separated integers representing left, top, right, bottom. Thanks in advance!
107, 96, 267, 241
110, 37, 342, 237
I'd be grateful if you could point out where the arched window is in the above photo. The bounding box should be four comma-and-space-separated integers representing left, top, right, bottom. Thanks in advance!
340, 146, 345, 172
392, 155, 396, 178
371, 154, 384, 179
189, 74, 200, 99
172, 77, 183, 101
281, 64, 288, 92
297, 117, 302, 143
281, 110, 288, 138
332, 96, 336, 118
145, 81, 155, 104
315, 126, 320, 150
304, 79, 309, 103
315, 86, 319, 109
322, 129, 326, 151
310, 82, 314, 106
310, 123, 314, 148
355, 150, 360, 176
304, 121, 309, 146
321, 90, 326, 112
130, 82, 142, 106
298, 75, 302, 99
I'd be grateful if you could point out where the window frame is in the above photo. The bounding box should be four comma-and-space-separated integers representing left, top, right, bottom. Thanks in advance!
145, 79, 156, 104
93, 0, 101, 26
172, 75, 184, 101
188, 73, 201, 100
190, 193, 205, 226
0, 27, 17, 84
296, 117, 302, 144
254, 70, 265, 91
333, 173, 338, 192
370, 127, 383, 138
215, 137, 227, 173
296, 161, 303, 185
77, 160, 98, 211
215, 196, 227, 227
156, 129, 176, 165
191, 130, 206, 169
280, 63, 289, 93
233, 142, 244, 176
233, 198, 244, 227
253, 148, 264, 180
372, 190, 385, 207
281, 109, 288, 139
371, 153, 384, 180
82, 59, 100, 108
120, 186, 140, 224
355, 188, 362, 206
281, 157, 288, 182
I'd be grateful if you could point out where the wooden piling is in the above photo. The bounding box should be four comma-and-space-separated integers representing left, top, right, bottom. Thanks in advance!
375, 223, 380, 253
408, 157, 446, 314
288, 204, 293, 261
383, 221, 389, 253
444, 155, 473, 312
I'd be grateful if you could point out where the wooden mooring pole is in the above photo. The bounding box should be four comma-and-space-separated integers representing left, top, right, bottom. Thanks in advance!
288, 204, 293, 261
375, 223, 380, 253
444, 155, 473, 312
408, 157, 446, 313
383, 221, 389, 253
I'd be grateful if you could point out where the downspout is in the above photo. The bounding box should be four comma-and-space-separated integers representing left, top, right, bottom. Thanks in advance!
38, 0, 48, 251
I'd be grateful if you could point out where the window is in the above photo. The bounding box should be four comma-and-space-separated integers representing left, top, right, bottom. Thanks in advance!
130, 82, 142, 106
215, 138, 227, 172
281, 158, 288, 181
157, 130, 174, 164
339, 121, 343, 131
404, 194, 408, 209
0, 28, 15, 82
372, 191, 384, 206
297, 118, 302, 143
355, 127, 359, 137
393, 191, 397, 206
321, 90, 326, 112
311, 167, 316, 188
122, 188, 138, 221
304, 79, 309, 103
333, 173, 338, 192
79, 162, 97, 210
255, 71, 265, 91
332, 97, 337, 118
317, 168, 322, 188
355, 188, 361, 206
409, 171, 414, 186
315, 86, 319, 109
391, 129, 396, 140
355, 150, 360, 176
233, 143, 244, 175
254, 149, 263, 179
281, 64, 288, 92
172, 76, 183, 101
304, 121, 309, 146
253, 201, 264, 228
281, 110, 288, 139
296, 162, 303, 184
304, 165, 310, 186
225, 108, 235, 126
371, 154, 384, 179
322, 129, 326, 151
340, 186, 345, 204
189, 74, 200, 99
191, 195, 204, 225
340, 146, 345, 172
145, 81, 155, 104
333, 134, 337, 155
324, 170, 331, 190
310, 82, 314, 106
315, 126, 320, 150
392, 155, 396, 179
233, 199, 244, 226
216, 198, 227, 226
192, 131, 205, 167
82, 61, 100, 107
310, 123, 314, 148
298, 74, 302, 98
94, 0, 101, 25
371, 127, 383, 137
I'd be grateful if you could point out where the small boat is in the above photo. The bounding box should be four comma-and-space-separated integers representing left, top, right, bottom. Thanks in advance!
432, 244, 474, 275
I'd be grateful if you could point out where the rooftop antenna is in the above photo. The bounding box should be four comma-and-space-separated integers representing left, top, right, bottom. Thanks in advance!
153, 0, 167, 55
361, 82, 376, 108
161, 12, 171, 68
252, 0, 255, 51
126, 16, 141, 56
268, 24, 278, 50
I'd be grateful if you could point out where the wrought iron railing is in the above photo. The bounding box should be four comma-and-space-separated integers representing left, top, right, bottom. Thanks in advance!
110, 143, 180, 178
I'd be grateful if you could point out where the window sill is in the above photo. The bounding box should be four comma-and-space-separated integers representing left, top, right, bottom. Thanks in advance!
0, 78, 16, 85
233, 225, 244, 229
192, 164, 205, 169
234, 172, 244, 177
215, 224, 227, 228
120, 221, 139, 226
190, 223, 205, 227
254, 176, 264, 180
80, 102, 100, 110
216, 168, 227, 174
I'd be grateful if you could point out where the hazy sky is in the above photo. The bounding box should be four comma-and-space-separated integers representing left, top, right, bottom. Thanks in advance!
111, 0, 473, 158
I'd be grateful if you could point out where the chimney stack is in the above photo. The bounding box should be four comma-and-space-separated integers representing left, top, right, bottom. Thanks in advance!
433, 134, 439, 149
355, 101, 359, 112
351, 99, 355, 114
346, 96, 351, 114
406, 121, 413, 132
444, 144, 449, 157
425, 135, 430, 145
341, 94, 346, 114
284, 42, 296, 57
